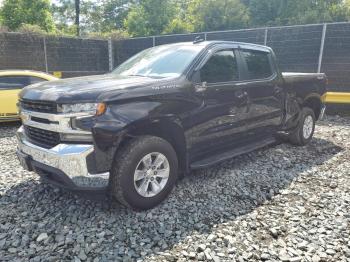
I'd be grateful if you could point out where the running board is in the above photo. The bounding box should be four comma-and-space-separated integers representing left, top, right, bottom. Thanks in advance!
190, 137, 277, 170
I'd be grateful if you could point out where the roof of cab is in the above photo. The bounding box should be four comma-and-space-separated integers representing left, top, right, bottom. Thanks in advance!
162, 40, 272, 52
0, 70, 58, 80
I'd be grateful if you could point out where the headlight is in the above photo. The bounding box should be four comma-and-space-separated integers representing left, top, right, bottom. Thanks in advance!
60, 103, 98, 114
59, 103, 106, 115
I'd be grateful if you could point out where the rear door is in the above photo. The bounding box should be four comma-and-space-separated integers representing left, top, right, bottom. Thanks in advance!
237, 48, 284, 138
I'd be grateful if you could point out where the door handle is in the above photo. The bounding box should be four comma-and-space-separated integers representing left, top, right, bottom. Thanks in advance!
274, 86, 283, 94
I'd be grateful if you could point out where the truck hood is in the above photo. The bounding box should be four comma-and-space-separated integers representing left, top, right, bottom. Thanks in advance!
19, 74, 173, 103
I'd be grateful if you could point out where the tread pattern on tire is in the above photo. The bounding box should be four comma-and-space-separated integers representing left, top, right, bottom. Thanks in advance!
110, 136, 178, 210
111, 137, 141, 208
289, 107, 315, 146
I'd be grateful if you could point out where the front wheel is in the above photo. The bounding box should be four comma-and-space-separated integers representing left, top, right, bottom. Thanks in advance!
110, 136, 178, 210
289, 107, 316, 146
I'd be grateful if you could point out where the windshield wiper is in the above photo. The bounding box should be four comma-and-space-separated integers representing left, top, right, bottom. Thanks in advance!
128, 74, 148, 77
127, 74, 166, 79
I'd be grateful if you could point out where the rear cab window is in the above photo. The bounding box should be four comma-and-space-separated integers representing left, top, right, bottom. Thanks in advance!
240, 49, 273, 80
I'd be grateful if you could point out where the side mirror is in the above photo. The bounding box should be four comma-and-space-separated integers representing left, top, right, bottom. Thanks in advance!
192, 69, 201, 83
191, 70, 206, 92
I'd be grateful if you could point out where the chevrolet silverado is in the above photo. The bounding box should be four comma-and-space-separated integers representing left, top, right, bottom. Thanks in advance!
16, 40, 327, 210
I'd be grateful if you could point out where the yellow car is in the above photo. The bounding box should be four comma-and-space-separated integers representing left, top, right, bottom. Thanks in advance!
0, 70, 58, 122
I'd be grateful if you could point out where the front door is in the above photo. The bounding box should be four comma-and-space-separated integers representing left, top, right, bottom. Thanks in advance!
188, 48, 251, 161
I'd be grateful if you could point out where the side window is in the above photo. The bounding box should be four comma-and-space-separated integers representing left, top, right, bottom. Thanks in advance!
241, 50, 273, 80
200, 50, 239, 83
30, 76, 46, 84
0, 76, 30, 90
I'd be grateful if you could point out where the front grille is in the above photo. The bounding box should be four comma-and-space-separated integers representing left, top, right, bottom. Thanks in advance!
24, 125, 60, 149
21, 100, 57, 113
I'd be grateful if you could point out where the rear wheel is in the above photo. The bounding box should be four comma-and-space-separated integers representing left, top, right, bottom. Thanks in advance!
289, 107, 315, 146
110, 136, 178, 210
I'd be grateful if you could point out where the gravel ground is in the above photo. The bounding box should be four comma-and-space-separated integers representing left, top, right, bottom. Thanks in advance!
0, 116, 349, 262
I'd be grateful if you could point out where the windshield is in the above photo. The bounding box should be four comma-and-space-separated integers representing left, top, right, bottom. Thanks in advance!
112, 44, 203, 78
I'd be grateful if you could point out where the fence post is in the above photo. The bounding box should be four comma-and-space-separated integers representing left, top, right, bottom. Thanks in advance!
43, 37, 48, 73
318, 23, 327, 73
264, 28, 268, 46
108, 38, 113, 71
152, 36, 156, 47
204, 32, 207, 41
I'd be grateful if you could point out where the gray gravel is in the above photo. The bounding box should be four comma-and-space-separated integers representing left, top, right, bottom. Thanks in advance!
0, 116, 349, 262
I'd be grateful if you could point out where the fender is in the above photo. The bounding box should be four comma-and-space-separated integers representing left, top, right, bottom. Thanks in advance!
90, 101, 188, 174
128, 116, 188, 174
301, 93, 322, 104
302, 94, 323, 120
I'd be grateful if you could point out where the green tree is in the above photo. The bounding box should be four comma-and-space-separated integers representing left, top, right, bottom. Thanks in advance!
247, 0, 350, 27
245, 0, 287, 26
0, 0, 55, 32
75, 0, 80, 36
124, 0, 176, 36
87, 29, 129, 40
52, 0, 87, 35
295, 0, 350, 24
163, 0, 194, 34
93, 0, 134, 32
186, 0, 250, 32
52, 0, 93, 35
163, 17, 194, 34
52, 0, 76, 25
52, 0, 133, 35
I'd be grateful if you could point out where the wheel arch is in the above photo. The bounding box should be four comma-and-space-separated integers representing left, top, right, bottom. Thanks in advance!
123, 117, 188, 175
302, 94, 322, 120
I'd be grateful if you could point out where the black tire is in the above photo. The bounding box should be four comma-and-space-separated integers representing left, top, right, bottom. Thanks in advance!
110, 136, 178, 210
289, 107, 316, 146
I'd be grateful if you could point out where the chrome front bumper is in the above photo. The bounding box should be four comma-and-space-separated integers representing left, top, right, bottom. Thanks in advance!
17, 126, 109, 189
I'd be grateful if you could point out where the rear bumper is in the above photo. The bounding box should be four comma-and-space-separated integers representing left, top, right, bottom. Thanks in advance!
16, 126, 110, 192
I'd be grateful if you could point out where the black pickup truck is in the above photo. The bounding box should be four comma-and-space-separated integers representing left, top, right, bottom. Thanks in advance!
16, 40, 327, 210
